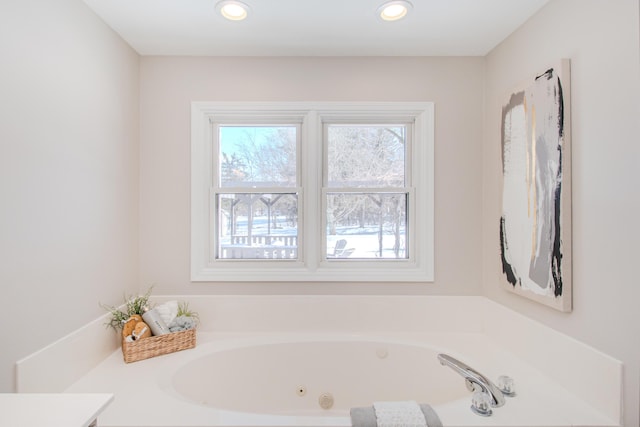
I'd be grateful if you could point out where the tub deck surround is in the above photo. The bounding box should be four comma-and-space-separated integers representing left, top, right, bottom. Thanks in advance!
17, 296, 622, 427
16, 311, 120, 393
64, 331, 616, 427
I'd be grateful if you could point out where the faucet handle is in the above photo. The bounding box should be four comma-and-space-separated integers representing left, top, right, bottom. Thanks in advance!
497, 375, 516, 397
470, 391, 492, 416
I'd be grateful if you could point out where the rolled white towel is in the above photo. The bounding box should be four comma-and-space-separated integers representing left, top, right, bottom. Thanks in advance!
154, 300, 179, 326
373, 401, 426, 427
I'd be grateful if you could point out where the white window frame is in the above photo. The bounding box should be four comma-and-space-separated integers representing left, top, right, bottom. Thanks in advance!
191, 102, 434, 282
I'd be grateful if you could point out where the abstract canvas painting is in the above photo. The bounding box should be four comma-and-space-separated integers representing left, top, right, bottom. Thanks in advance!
499, 59, 572, 312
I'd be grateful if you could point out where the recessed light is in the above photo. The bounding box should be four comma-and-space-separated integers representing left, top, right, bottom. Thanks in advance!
377, 0, 412, 21
216, 0, 250, 21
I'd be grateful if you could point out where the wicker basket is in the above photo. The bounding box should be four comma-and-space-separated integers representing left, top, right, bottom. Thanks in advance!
121, 328, 196, 363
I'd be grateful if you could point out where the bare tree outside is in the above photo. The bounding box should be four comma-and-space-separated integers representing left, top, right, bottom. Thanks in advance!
220, 126, 296, 188
326, 125, 408, 259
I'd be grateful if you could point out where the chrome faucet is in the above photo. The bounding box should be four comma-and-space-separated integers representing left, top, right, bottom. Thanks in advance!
437, 353, 506, 408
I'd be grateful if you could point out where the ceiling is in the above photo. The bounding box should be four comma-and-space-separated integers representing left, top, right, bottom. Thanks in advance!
82, 0, 550, 56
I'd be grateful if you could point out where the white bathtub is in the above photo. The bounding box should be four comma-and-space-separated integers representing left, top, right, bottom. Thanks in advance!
171, 340, 467, 416
65, 330, 620, 427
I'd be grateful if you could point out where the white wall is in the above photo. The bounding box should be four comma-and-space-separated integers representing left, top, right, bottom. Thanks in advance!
0, 0, 140, 391
482, 1, 640, 426
138, 56, 485, 295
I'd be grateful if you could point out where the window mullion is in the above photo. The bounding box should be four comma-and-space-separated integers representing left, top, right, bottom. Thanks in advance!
302, 110, 320, 270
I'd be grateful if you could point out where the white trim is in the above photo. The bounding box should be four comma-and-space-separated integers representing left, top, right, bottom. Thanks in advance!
191, 102, 434, 282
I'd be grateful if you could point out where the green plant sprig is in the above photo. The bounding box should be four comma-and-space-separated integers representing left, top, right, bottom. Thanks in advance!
177, 301, 200, 325
100, 286, 154, 331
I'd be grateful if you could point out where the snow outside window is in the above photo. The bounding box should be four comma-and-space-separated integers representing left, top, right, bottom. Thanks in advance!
191, 102, 434, 282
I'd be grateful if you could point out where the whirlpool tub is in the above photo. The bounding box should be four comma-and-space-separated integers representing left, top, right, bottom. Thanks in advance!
65, 330, 620, 427
171, 340, 467, 415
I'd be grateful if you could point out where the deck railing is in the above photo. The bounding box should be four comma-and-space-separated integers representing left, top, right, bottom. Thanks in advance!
230, 235, 297, 246
220, 235, 298, 259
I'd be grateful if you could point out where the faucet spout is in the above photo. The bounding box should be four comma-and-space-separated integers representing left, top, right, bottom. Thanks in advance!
437, 353, 505, 408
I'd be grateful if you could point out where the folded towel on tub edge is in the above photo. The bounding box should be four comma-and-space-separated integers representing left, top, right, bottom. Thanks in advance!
349, 403, 442, 427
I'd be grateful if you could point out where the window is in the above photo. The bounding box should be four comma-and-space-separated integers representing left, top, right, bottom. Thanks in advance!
191, 102, 433, 282
216, 124, 300, 260
324, 123, 409, 260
